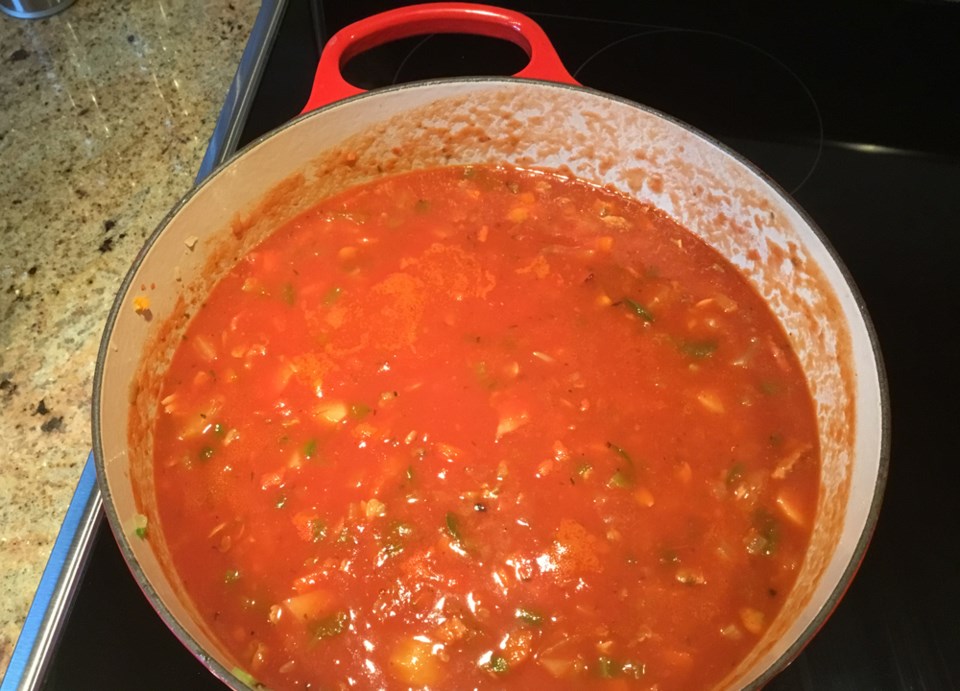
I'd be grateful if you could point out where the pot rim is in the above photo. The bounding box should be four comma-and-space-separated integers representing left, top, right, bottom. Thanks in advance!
92, 75, 891, 690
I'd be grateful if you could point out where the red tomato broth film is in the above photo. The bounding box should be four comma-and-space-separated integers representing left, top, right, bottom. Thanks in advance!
151, 165, 820, 689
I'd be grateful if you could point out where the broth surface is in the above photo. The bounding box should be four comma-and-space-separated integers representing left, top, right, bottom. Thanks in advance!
150, 165, 819, 689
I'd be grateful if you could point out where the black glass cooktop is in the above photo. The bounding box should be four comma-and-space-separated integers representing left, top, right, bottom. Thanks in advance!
39, 0, 960, 688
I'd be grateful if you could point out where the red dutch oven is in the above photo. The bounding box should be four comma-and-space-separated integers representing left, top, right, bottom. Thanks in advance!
93, 4, 888, 689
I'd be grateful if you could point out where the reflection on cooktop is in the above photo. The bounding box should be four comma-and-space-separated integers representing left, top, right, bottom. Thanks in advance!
571, 29, 823, 193
342, 17, 824, 194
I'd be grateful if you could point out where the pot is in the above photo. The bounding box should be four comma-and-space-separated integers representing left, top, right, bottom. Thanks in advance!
93, 4, 888, 689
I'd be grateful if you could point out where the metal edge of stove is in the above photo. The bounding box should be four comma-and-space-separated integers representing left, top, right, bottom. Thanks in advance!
0, 456, 100, 691
0, 2, 288, 689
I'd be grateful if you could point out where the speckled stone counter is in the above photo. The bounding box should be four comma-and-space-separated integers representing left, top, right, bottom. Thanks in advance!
0, 0, 261, 678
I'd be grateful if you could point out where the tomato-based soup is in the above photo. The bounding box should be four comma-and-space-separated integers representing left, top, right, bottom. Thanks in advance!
151, 165, 819, 690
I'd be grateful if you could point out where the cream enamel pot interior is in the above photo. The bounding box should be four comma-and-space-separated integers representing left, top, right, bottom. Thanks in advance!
93, 4, 888, 689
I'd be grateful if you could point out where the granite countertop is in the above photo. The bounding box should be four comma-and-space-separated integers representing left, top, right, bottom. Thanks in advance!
0, 0, 261, 679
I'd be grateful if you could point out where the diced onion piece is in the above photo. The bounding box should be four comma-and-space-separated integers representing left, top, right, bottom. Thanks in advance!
600, 214, 630, 230
502, 628, 534, 666
720, 623, 743, 640
388, 638, 443, 686
260, 471, 283, 491
775, 487, 807, 526
771, 444, 811, 479
178, 398, 225, 439
540, 656, 576, 679
739, 607, 765, 635
496, 410, 529, 439
161, 393, 179, 414
507, 206, 529, 223
282, 589, 334, 623
434, 617, 469, 644
364, 498, 387, 519
538, 637, 581, 680
273, 362, 294, 392
633, 487, 655, 508
207, 521, 228, 539
315, 401, 347, 424
268, 605, 283, 624
434, 442, 462, 461
250, 642, 267, 671
697, 391, 725, 413
714, 293, 738, 312
675, 568, 707, 586
192, 335, 218, 362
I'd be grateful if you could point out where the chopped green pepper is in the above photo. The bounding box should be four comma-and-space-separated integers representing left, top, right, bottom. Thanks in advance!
445, 512, 463, 543
231, 667, 257, 687
350, 403, 371, 419
679, 339, 718, 359
624, 298, 655, 323
224, 568, 240, 584
607, 442, 634, 465
597, 656, 621, 678
379, 521, 412, 560
487, 654, 509, 674
133, 514, 148, 540
596, 656, 645, 679
659, 548, 680, 565
311, 519, 328, 543
746, 508, 780, 556
516, 607, 544, 627
726, 462, 745, 487
303, 438, 317, 460
312, 611, 349, 640
622, 660, 646, 679
606, 442, 636, 487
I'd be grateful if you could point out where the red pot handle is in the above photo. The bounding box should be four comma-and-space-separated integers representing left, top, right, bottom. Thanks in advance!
302, 2, 579, 114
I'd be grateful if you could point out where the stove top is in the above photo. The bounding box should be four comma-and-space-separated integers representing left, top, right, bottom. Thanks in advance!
16, 0, 960, 688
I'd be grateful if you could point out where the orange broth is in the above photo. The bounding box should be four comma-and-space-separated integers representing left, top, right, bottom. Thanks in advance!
150, 164, 820, 689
